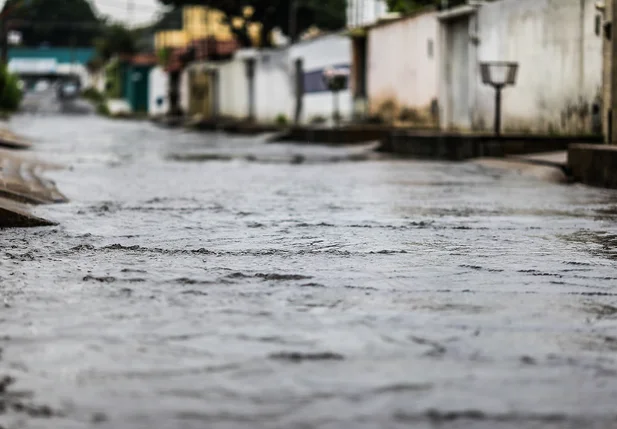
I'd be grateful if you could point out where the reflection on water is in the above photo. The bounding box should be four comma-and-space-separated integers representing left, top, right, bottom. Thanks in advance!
1, 115, 617, 428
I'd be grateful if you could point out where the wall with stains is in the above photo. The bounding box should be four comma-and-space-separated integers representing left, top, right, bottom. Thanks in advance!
215, 56, 249, 119
367, 12, 440, 126
472, 0, 603, 134
148, 66, 169, 117
601, 0, 612, 142
254, 49, 294, 122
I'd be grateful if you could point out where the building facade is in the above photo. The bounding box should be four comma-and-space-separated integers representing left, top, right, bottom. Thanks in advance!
347, 0, 390, 28
365, 10, 440, 126
439, 0, 603, 134
155, 6, 260, 52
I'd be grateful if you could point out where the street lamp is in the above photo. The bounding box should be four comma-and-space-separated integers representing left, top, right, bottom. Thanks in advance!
322, 67, 349, 127
480, 61, 519, 136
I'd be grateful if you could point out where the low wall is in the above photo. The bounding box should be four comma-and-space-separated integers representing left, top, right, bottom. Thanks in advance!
381, 132, 603, 160
569, 144, 617, 189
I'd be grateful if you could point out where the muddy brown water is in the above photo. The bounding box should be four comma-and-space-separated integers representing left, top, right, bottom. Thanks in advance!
1, 113, 617, 429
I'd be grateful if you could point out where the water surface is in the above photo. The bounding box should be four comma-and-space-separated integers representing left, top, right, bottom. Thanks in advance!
1, 114, 617, 429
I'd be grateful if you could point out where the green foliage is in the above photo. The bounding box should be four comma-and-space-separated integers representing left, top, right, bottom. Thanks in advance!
95, 24, 137, 62
96, 102, 110, 116
157, 0, 346, 47
310, 115, 327, 125
82, 87, 104, 103
275, 113, 288, 125
1, 0, 102, 47
157, 47, 173, 66
104, 60, 123, 99
0, 66, 23, 112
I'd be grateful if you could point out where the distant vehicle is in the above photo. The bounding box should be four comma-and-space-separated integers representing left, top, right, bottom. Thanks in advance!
34, 80, 50, 92
57, 81, 80, 101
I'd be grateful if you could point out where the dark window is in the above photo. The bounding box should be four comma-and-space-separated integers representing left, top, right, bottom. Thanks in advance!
303, 64, 350, 94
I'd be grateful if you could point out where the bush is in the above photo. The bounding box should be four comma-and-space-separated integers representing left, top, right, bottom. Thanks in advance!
96, 102, 110, 116
82, 87, 105, 103
275, 113, 288, 126
399, 107, 421, 123
0, 66, 23, 112
310, 115, 327, 125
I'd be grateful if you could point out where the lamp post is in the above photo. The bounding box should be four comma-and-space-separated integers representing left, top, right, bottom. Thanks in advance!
480, 61, 519, 136
322, 67, 349, 127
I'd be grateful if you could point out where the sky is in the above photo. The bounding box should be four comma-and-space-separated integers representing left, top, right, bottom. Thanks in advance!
0, 0, 166, 27
90, 0, 165, 26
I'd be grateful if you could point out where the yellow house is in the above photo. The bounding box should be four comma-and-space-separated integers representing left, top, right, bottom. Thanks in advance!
155, 6, 261, 51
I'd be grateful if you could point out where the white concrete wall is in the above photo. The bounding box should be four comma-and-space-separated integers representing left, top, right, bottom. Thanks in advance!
176, 35, 351, 124
216, 57, 248, 119
442, 0, 603, 133
148, 66, 169, 117
347, 0, 389, 28
254, 49, 293, 122
290, 33, 352, 123
179, 67, 190, 114
367, 12, 439, 123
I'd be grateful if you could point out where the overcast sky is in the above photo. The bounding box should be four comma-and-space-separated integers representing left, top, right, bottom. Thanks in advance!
0, 0, 167, 27
91, 0, 165, 26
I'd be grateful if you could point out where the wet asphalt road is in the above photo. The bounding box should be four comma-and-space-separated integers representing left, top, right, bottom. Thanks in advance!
1, 109, 617, 429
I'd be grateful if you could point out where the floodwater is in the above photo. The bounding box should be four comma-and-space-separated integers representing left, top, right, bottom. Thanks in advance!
2, 110, 617, 429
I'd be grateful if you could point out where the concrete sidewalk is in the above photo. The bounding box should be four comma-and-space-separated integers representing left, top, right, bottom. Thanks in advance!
0, 136, 67, 227
0, 128, 32, 150
472, 151, 569, 183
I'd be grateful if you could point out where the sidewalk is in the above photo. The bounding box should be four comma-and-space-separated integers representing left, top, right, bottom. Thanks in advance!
471, 151, 569, 184
0, 128, 32, 150
0, 134, 67, 228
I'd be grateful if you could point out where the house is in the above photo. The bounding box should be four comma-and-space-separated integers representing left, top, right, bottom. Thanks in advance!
347, 0, 390, 28
438, 0, 603, 134
179, 31, 352, 125
156, 5, 261, 116
7, 47, 96, 89
350, 9, 440, 125
149, 66, 169, 117
599, 0, 613, 142
155, 6, 261, 53
290, 33, 352, 124
104, 54, 158, 115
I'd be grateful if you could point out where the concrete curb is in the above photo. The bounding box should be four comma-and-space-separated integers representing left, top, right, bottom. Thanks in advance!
0, 128, 32, 150
470, 158, 569, 184
0, 146, 67, 228
0, 197, 56, 228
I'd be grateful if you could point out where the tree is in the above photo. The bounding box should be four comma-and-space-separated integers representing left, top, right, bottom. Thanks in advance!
157, 0, 346, 47
1, 0, 102, 47
94, 24, 137, 62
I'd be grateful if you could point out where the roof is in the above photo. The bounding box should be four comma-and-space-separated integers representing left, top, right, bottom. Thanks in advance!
7, 47, 96, 65
347, 6, 437, 35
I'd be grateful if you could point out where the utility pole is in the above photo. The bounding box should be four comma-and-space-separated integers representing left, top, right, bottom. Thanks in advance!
606, 0, 617, 144
289, 0, 297, 44
0, 16, 8, 65
127, 0, 135, 26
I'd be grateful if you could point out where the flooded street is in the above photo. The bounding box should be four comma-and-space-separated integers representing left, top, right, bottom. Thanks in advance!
2, 112, 617, 429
